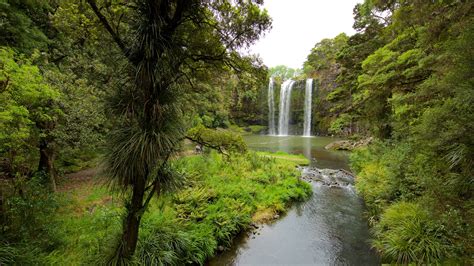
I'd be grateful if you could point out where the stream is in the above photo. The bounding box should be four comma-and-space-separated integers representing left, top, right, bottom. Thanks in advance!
208, 135, 379, 265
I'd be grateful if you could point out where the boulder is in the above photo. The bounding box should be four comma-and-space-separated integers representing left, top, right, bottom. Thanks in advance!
302, 167, 355, 187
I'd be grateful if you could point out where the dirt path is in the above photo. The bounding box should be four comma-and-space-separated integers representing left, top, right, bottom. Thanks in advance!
57, 168, 98, 192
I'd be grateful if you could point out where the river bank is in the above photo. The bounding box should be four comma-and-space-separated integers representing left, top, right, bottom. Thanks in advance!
209, 135, 379, 265
14, 150, 311, 264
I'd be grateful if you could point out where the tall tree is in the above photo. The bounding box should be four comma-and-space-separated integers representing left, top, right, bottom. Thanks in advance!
86, 0, 271, 260
0, 48, 61, 190
303, 33, 349, 134
347, 0, 473, 263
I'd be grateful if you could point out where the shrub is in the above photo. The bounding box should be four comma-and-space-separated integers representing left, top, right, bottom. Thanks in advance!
372, 201, 452, 264
133, 151, 311, 265
186, 125, 248, 155
0, 177, 62, 264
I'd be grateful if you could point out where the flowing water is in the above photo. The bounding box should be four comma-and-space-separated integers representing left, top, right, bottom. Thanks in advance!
303, 79, 313, 137
278, 80, 295, 136
208, 135, 379, 266
268, 78, 276, 135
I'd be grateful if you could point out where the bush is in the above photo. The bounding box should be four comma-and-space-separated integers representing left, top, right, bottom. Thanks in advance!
186, 125, 248, 154
351, 142, 424, 216
0, 150, 311, 265
0, 177, 62, 264
352, 140, 473, 264
134, 151, 311, 265
137, 215, 200, 266
372, 202, 452, 264
351, 144, 397, 216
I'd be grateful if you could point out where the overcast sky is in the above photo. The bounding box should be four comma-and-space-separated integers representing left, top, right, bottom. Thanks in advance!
249, 0, 363, 69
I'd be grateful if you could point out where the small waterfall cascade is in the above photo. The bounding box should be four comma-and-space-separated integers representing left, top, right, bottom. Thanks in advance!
278, 79, 295, 136
267, 77, 276, 135
303, 79, 313, 137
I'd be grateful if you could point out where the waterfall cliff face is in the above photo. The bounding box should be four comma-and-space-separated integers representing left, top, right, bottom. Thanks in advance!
278, 79, 295, 136
303, 79, 313, 137
267, 78, 276, 135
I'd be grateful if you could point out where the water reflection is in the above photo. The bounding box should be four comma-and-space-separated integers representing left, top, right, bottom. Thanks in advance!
303, 136, 312, 159
243, 135, 349, 170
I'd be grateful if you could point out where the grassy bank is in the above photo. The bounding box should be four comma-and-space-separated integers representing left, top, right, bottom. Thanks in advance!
6, 151, 310, 265
256, 151, 310, 165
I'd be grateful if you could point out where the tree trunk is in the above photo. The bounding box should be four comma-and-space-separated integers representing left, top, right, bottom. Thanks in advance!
38, 139, 56, 191
117, 175, 146, 260
0, 189, 4, 225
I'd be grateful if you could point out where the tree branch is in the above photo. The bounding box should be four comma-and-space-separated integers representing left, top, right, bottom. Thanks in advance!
185, 136, 229, 157
86, 0, 129, 60
141, 151, 173, 211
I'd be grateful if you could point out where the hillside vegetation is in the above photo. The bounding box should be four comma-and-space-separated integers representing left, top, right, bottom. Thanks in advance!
302, 1, 473, 263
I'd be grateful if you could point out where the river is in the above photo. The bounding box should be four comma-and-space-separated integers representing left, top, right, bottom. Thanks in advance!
208, 135, 379, 265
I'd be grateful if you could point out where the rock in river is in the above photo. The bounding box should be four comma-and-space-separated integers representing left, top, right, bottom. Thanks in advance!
301, 167, 355, 188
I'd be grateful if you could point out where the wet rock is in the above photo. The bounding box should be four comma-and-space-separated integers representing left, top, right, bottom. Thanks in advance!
273, 214, 280, 219
218, 245, 224, 251
302, 167, 355, 188
195, 144, 203, 154
250, 222, 259, 229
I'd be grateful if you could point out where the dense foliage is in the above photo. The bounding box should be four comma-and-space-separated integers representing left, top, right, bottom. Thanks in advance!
186, 125, 248, 155
301, 0, 473, 263
0, 0, 273, 263
1, 0, 472, 264
1, 151, 310, 264
1, 48, 60, 184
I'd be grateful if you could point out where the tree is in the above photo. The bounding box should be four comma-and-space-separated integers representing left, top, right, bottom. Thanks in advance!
0, 48, 61, 190
329, 3, 386, 136
269, 65, 300, 81
346, 0, 474, 263
86, 0, 271, 260
0, 0, 53, 54
302, 33, 349, 135
1, 0, 117, 189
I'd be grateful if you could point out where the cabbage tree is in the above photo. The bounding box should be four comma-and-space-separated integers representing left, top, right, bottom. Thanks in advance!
86, 0, 271, 260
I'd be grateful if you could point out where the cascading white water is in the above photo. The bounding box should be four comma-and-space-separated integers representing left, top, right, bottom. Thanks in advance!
278, 79, 295, 136
267, 78, 276, 135
303, 79, 313, 137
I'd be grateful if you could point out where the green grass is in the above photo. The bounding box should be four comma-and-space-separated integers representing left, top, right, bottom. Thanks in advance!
17, 150, 311, 265
256, 151, 310, 165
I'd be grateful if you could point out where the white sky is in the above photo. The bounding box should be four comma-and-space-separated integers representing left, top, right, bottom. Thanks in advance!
249, 0, 364, 69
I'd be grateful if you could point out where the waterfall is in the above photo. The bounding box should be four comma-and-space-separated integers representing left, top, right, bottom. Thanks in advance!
267, 78, 276, 135
303, 79, 313, 137
278, 79, 295, 136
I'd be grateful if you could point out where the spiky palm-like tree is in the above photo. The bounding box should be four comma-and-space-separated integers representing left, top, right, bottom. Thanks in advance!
87, 0, 271, 260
